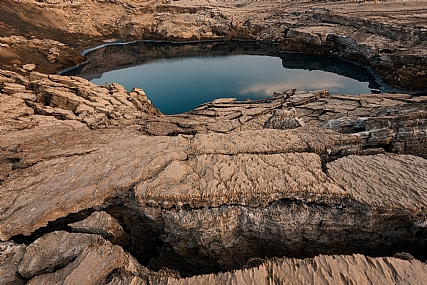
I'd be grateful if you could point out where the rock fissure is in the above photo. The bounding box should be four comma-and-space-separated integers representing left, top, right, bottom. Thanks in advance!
31, 198, 427, 278
3, 1, 427, 283
10, 208, 97, 245
7, 181, 427, 279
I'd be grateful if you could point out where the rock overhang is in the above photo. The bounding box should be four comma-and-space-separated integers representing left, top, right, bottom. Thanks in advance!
2, 1, 427, 280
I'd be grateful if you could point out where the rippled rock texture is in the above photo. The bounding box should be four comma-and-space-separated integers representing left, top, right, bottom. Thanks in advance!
1, 69, 427, 283
2, 0, 427, 283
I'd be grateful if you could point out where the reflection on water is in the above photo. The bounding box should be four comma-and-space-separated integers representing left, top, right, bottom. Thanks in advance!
65, 41, 389, 115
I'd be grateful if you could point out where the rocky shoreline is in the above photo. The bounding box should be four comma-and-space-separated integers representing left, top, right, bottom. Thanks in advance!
2, 0, 427, 284
1, 0, 427, 91
2, 68, 427, 283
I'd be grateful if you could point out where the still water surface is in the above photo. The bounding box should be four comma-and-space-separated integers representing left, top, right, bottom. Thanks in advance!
68, 41, 387, 114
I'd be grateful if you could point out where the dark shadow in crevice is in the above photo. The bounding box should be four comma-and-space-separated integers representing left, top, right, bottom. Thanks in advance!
104, 204, 163, 267
105, 199, 427, 277
10, 208, 96, 245
9, 198, 427, 278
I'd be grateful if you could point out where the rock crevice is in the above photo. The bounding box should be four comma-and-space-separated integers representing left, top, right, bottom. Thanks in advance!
2, 1, 427, 282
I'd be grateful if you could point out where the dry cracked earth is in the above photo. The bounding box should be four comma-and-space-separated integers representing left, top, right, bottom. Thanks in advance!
1, 0, 427, 284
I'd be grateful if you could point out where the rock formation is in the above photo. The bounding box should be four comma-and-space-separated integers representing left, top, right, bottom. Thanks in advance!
1, 68, 427, 282
2, 0, 427, 283
1, 0, 427, 91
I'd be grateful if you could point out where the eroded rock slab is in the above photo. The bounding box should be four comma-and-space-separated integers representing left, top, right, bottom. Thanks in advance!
68, 211, 127, 242
2, 126, 357, 240
2, 69, 427, 282
0, 134, 187, 240
19, 231, 155, 285
18, 231, 105, 279
190, 128, 361, 157
143, 90, 427, 158
0, 241, 26, 285
135, 152, 346, 208
149, 254, 427, 285
328, 154, 427, 211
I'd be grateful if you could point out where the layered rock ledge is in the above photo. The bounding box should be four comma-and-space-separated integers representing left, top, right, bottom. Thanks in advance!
1, 69, 427, 283
1, 0, 427, 91
2, 0, 427, 283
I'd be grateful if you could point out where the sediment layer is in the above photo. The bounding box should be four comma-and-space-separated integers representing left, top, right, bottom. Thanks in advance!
1, 0, 427, 90
2, 0, 427, 283
1, 68, 427, 282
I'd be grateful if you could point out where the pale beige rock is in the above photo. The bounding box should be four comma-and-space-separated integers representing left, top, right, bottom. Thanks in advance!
22, 63, 36, 71
264, 108, 304, 129
0, 134, 187, 240
191, 128, 361, 156
152, 254, 427, 285
212, 98, 236, 104
75, 103, 95, 115
0, 241, 26, 285
68, 211, 126, 241
328, 154, 427, 211
289, 89, 330, 105
135, 152, 346, 208
108, 276, 147, 285
25, 232, 152, 285
0, 70, 160, 131
18, 231, 104, 279
0, 94, 34, 121
42, 87, 87, 111
1, 82, 26, 95
139, 88, 427, 157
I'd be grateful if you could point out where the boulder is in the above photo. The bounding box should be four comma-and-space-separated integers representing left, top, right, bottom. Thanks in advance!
68, 211, 129, 244
18, 231, 105, 279
0, 242, 26, 285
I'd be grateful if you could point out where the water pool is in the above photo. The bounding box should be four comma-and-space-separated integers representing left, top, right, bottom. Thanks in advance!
65, 41, 389, 114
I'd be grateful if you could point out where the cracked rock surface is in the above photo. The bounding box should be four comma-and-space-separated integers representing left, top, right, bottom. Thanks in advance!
1, 69, 427, 283
2, 0, 427, 283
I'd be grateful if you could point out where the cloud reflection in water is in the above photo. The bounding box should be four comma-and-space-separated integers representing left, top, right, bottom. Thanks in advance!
91, 55, 373, 114
238, 72, 347, 97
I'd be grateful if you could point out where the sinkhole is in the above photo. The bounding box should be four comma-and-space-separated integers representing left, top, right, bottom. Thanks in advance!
62, 40, 395, 115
